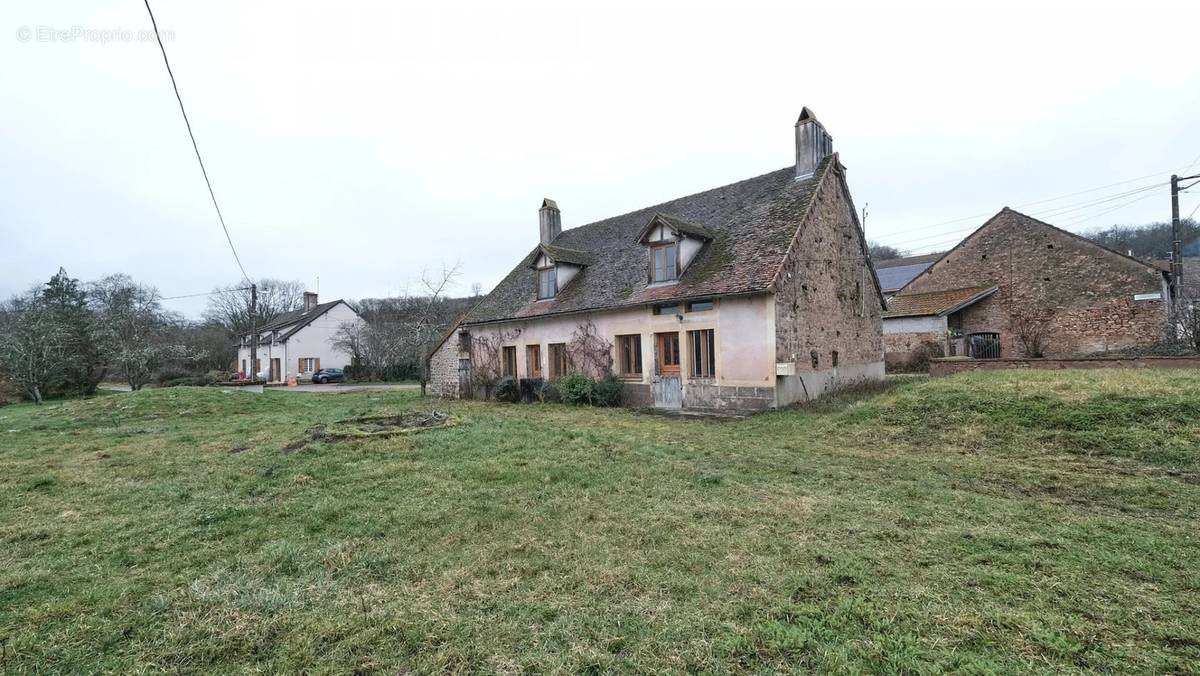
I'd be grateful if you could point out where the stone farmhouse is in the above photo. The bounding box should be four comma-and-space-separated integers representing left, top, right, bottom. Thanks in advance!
237, 292, 362, 383
429, 109, 885, 413
882, 208, 1171, 367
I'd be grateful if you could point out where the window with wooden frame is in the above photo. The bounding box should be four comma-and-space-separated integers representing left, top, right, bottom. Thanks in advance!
655, 332, 680, 376
653, 303, 680, 316
537, 266, 557, 299
688, 329, 715, 378
686, 299, 713, 312
298, 357, 319, 374
650, 242, 678, 282
548, 343, 568, 379
526, 345, 542, 378
615, 334, 642, 377
502, 346, 517, 377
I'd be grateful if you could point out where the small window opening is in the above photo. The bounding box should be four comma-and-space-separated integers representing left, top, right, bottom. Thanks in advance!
810, 350, 819, 369
832, 350, 839, 367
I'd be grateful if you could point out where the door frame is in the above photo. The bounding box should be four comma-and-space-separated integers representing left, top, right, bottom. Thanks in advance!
653, 331, 682, 408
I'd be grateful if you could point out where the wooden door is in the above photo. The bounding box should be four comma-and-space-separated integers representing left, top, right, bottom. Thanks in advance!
654, 332, 682, 408
458, 358, 472, 398
270, 358, 281, 382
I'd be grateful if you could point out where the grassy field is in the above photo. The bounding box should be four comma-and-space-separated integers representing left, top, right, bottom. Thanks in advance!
1, 371, 1198, 674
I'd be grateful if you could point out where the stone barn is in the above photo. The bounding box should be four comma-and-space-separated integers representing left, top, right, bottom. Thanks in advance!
882, 208, 1171, 366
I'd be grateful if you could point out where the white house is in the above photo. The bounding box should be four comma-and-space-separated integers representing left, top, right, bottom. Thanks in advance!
236, 292, 362, 383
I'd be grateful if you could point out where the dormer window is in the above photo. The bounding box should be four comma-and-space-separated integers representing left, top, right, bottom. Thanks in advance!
651, 242, 678, 282
537, 266, 557, 299
529, 243, 592, 301
636, 213, 714, 286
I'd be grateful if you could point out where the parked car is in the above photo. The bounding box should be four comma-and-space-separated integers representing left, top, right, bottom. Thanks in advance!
311, 368, 345, 384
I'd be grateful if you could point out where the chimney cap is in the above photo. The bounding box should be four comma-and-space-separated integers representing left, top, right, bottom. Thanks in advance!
541, 198, 558, 210
795, 107, 820, 126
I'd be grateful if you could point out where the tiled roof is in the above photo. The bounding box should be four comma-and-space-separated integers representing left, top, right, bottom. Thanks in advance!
884, 285, 997, 318
463, 156, 840, 325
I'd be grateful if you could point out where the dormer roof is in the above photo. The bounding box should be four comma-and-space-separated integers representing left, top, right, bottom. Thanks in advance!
634, 212, 715, 244
528, 242, 594, 268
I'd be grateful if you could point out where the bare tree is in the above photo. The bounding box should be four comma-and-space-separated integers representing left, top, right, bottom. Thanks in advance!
1168, 302, 1200, 353
1010, 307, 1055, 358
203, 279, 305, 337
867, 241, 905, 261
468, 328, 521, 399
332, 264, 464, 393
90, 275, 194, 390
0, 293, 72, 404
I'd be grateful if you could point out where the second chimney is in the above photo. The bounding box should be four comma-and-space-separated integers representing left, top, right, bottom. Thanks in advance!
303, 291, 318, 312
795, 107, 833, 180
539, 198, 561, 244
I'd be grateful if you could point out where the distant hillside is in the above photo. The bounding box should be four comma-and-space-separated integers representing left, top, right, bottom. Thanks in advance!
1083, 219, 1200, 258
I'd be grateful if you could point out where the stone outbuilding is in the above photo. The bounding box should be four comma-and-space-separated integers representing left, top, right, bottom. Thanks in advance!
882, 208, 1171, 366
429, 109, 886, 413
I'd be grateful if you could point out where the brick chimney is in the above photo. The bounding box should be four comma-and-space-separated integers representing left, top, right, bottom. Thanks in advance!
303, 291, 318, 312
539, 198, 561, 244
795, 107, 833, 180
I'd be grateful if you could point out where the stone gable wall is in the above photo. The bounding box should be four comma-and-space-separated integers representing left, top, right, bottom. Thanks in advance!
428, 333, 463, 398
774, 167, 883, 371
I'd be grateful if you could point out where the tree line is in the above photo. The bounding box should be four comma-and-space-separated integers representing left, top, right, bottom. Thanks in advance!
0, 270, 308, 404
0, 267, 475, 404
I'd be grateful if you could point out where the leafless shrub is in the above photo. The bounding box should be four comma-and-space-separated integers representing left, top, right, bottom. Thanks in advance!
565, 321, 613, 379
1010, 307, 1055, 358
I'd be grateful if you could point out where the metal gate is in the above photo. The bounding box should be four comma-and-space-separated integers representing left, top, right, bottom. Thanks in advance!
968, 333, 1001, 359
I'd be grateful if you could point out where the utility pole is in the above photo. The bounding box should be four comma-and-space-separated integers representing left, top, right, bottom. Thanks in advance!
1171, 173, 1200, 307
249, 283, 258, 382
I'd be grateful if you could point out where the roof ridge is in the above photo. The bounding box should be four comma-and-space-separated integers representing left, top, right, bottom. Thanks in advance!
553, 165, 795, 240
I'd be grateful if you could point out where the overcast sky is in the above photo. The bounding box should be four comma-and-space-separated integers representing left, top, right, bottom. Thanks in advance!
3, 0, 1199, 317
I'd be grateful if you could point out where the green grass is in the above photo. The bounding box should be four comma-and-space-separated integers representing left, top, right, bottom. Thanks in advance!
1, 370, 1198, 673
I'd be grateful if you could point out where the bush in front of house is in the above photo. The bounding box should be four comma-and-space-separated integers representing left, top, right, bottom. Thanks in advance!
556, 372, 623, 407
893, 341, 946, 374
592, 375, 624, 407
493, 376, 520, 403
557, 372, 594, 405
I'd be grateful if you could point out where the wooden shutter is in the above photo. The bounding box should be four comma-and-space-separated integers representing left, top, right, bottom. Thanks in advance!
298, 358, 304, 374
315, 358, 321, 371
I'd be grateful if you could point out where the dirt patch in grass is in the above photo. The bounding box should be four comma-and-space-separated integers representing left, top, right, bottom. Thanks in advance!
285, 410, 455, 452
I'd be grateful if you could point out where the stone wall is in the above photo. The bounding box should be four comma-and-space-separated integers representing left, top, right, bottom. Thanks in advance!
882, 331, 945, 368
904, 209, 1169, 358
773, 161, 884, 391
428, 331, 463, 398
930, 356, 1200, 377
682, 382, 774, 412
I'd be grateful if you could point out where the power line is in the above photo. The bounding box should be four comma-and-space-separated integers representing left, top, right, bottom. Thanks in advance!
159, 287, 251, 301
873, 181, 1167, 250
142, 0, 250, 285
884, 164, 1194, 239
